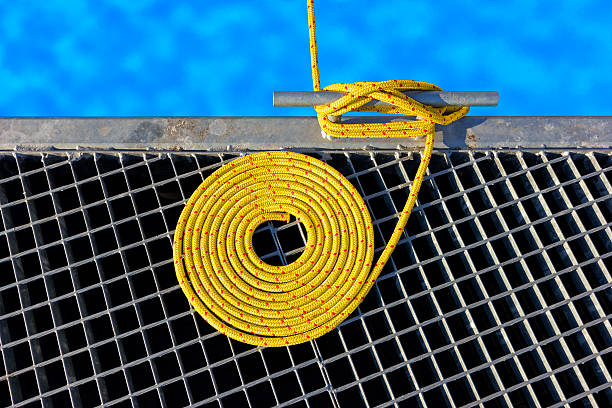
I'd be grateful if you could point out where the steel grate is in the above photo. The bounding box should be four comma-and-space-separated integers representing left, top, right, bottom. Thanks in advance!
0, 149, 611, 408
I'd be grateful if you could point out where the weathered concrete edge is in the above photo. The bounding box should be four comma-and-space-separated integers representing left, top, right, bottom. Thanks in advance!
0, 116, 611, 151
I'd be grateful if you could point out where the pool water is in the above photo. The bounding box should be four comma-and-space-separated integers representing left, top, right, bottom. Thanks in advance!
0, 0, 610, 117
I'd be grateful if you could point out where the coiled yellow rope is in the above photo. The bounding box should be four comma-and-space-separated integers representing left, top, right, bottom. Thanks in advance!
173, 0, 468, 346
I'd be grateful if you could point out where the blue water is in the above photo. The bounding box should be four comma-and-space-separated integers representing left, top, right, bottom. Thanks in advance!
1, 0, 611, 116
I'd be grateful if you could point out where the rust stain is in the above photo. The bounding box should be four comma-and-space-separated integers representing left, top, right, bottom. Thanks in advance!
466, 131, 479, 149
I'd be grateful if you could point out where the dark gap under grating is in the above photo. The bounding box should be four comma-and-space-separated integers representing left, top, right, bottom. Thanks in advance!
0, 150, 610, 407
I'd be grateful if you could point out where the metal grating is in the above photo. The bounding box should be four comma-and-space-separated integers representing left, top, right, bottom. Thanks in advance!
0, 149, 610, 408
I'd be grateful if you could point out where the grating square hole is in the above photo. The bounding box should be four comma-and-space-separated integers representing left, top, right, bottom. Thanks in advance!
146, 238, 171, 264
178, 343, 206, 374
118, 219, 147, 248
22, 276, 48, 306
28, 194, 56, 221
23, 170, 50, 197
108, 196, 135, 221
54, 187, 80, 213
34, 221, 60, 247
3, 202, 29, 228
387, 302, 415, 332
79, 287, 105, 316
149, 158, 175, 182
447, 377, 477, 406
94, 342, 121, 374
139, 297, 165, 325
368, 194, 395, 218
145, 323, 173, 354
8, 227, 36, 254
134, 189, 159, 213
298, 363, 326, 393
531, 377, 561, 406
100, 371, 129, 403
85, 204, 112, 229
424, 385, 451, 407
102, 172, 129, 198
156, 181, 182, 206
472, 368, 499, 398
154, 352, 181, 382
38, 360, 67, 393
92, 227, 118, 254
411, 357, 440, 387
364, 311, 392, 340
398, 329, 427, 360
99, 253, 125, 280
125, 245, 150, 272
186, 370, 215, 402
352, 348, 379, 378
341, 320, 368, 350
68, 154, 94, 181
6, 341, 33, 372
376, 339, 404, 368
60, 211, 87, 236
1, 314, 28, 343
247, 381, 276, 408
411, 294, 438, 322
444, 315, 473, 346
112, 305, 139, 334
154, 263, 177, 290
162, 289, 189, 317
135, 390, 162, 407
337, 385, 366, 408
119, 332, 147, 364
458, 339, 486, 370
212, 361, 241, 393
47, 163, 74, 189
52, 296, 80, 325
9, 369, 38, 403
178, 173, 203, 194
59, 323, 87, 353
272, 372, 302, 403
78, 179, 105, 205
0, 180, 25, 207
162, 205, 182, 229
26, 304, 54, 334
482, 330, 510, 360
86, 314, 114, 343
74, 262, 100, 289
0, 286, 21, 316
238, 352, 266, 383
141, 212, 167, 238
66, 236, 94, 263
70, 350, 94, 380
261, 346, 292, 374
131, 271, 157, 298
327, 356, 355, 388
127, 362, 155, 392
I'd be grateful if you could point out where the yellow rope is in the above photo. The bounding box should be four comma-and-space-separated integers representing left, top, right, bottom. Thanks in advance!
173, 0, 468, 346
307, 0, 469, 138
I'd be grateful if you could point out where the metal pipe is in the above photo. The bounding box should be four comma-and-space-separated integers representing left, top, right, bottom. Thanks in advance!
273, 90, 498, 108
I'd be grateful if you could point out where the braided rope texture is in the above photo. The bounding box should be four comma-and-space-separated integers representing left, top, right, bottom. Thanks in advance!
173, 0, 468, 346
174, 147, 431, 346
307, 0, 469, 138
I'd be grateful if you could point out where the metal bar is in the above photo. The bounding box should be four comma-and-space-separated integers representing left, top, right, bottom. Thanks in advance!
273, 91, 499, 107
1, 117, 611, 151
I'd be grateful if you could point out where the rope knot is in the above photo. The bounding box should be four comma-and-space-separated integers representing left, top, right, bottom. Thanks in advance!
314, 80, 469, 138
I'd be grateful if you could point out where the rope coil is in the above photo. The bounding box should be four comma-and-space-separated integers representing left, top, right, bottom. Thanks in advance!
173, 0, 467, 346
